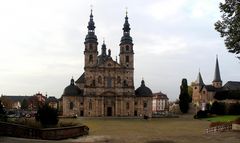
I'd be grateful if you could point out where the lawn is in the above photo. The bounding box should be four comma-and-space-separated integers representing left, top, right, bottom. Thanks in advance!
62, 115, 240, 143
1, 115, 239, 143
205, 115, 240, 122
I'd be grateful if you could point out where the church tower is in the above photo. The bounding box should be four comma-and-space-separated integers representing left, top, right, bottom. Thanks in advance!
192, 71, 205, 103
212, 56, 222, 88
84, 9, 98, 68
119, 11, 134, 69
119, 11, 134, 89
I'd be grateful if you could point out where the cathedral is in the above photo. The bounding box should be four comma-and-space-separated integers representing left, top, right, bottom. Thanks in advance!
61, 10, 153, 117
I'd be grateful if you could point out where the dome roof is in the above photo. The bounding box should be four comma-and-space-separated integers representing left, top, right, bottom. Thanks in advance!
135, 80, 153, 97
63, 78, 83, 96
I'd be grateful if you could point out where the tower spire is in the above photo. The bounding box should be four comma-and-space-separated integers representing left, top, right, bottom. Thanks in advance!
212, 55, 222, 88
195, 71, 204, 86
213, 55, 222, 82
85, 7, 97, 43
120, 9, 132, 45
101, 39, 107, 56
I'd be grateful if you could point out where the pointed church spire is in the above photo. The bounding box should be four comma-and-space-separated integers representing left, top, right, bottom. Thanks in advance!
123, 8, 130, 34
213, 55, 222, 82
88, 8, 95, 32
195, 71, 204, 86
85, 7, 97, 43
120, 9, 132, 45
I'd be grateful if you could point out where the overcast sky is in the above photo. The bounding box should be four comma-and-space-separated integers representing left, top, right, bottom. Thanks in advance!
0, 0, 239, 101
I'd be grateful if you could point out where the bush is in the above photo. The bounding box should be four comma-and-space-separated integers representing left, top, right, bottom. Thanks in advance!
210, 101, 226, 115
228, 103, 240, 115
194, 110, 208, 119
35, 104, 59, 127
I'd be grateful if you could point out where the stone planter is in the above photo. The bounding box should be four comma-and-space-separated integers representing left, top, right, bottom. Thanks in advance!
232, 123, 240, 131
0, 121, 89, 140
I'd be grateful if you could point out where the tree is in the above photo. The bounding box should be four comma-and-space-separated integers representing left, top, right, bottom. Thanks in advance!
0, 100, 7, 121
21, 99, 28, 110
215, 0, 240, 57
0, 100, 5, 115
35, 104, 59, 127
179, 79, 190, 113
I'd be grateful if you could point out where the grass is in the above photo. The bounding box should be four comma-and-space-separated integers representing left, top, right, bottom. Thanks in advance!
62, 115, 239, 143
2, 115, 240, 143
205, 115, 240, 122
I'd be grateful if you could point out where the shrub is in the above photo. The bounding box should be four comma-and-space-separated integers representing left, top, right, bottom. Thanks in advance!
210, 101, 226, 115
35, 104, 59, 127
228, 103, 240, 115
194, 110, 208, 119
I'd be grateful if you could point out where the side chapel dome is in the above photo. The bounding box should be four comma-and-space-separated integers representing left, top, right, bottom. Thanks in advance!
63, 78, 83, 96
135, 80, 153, 96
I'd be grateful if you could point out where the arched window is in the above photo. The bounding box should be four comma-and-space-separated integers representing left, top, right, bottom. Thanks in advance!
98, 76, 102, 84
126, 102, 129, 110
143, 102, 147, 108
123, 80, 128, 87
70, 102, 74, 110
117, 76, 121, 84
92, 80, 95, 87
89, 102, 92, 110
126, 56, 129, 63
89, 44, 93, 50
126, 45, 130, 51
89, 55, 93, 62
107, 77, 112, 88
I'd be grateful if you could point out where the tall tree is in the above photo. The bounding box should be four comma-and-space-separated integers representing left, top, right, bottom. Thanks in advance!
179, 79, 190, 113
215, 0, 240, 57
0, 100, 5, 115
21, 99, 28, 110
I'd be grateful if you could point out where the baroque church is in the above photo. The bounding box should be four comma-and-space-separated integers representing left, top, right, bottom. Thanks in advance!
61, 10, 153, 117
191, 56, 240, 110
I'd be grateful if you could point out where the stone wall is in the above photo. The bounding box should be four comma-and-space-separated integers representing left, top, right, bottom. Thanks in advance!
0, 121, 89, 140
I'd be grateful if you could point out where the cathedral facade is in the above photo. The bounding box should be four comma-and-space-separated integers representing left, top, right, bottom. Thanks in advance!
61, 10, 153, 117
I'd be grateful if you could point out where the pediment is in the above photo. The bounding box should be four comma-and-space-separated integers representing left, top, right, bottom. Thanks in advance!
98, 58, 121, 68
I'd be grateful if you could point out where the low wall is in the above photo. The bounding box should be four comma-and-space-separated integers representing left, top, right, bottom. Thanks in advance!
232, 124, 240, 131
0, 121, 89, 140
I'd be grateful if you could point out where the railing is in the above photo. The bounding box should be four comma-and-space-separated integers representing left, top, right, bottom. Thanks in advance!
205, 124, 232, 134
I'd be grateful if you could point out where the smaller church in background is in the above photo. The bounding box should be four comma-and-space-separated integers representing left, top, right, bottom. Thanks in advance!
191, 56, 240, 110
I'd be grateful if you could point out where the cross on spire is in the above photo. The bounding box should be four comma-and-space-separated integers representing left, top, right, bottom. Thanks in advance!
90, 4, 93, 13
125, 7, 128, 16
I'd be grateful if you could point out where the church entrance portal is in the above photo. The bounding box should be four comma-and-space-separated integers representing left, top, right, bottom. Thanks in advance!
107, 107, 112, 116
